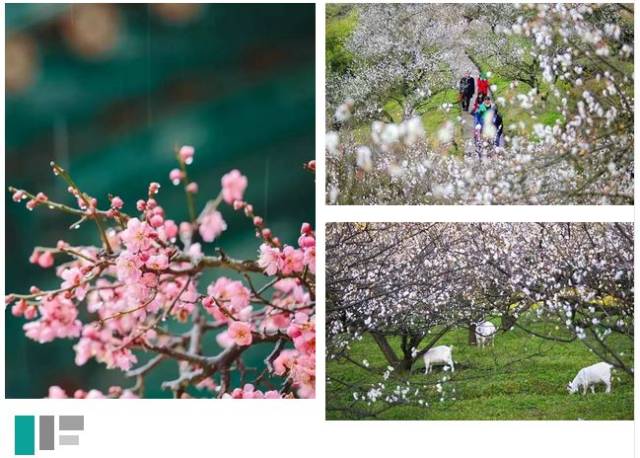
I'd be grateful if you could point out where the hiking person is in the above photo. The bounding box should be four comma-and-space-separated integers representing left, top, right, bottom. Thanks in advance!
458, 71, 475, 112
477, 71, 490, 98
476, 97, 504, 148
471, 92, 485, 114
473, 101, 485, 159
473, 97, 501, 158
476, 96, 493, 122
492, 109, 504, 147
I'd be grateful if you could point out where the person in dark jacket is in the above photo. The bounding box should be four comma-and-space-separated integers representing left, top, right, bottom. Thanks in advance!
458, 71, 475, 112
492, 109, 504, 147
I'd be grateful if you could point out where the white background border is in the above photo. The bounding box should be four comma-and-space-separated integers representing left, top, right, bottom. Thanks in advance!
1, 1, 636, 457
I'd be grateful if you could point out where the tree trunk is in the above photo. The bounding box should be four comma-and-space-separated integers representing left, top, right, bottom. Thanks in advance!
501, 314, 516, 331
468, 324, 478, 345
370, 332, 399, 367
399, 354, 414, 372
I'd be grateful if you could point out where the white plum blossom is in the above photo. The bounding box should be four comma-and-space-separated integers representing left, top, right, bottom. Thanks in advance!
328, 4, 633, 205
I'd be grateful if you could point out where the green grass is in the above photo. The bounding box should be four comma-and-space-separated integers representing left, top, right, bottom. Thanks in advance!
327, 323, 634, 420
326, 5, 358, 75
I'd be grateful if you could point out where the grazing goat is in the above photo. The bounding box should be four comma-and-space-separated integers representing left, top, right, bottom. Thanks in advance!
567, 362, 613, 395
423, 345, 454, 374
475, 321, 496, 348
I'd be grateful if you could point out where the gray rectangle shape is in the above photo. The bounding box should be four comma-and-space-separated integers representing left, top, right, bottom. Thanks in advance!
39, 416, 54, 450
59, 415, 84, 431
59, 435, 79, 446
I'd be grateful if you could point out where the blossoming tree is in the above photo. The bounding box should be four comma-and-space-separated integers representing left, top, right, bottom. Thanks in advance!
328, 4, 462, 125
326, 222, 633, 417
7, 147, 315, 399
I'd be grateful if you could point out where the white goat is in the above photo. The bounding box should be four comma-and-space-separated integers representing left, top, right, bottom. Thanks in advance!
423, 345, 454, 374
567, 362, 613, 395
475, 321, 496, 349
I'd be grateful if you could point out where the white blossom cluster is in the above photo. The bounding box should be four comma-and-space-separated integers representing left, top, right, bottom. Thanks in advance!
326, 4, 633, 205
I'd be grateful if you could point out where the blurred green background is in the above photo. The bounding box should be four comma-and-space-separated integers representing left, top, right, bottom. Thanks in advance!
5, 3, 315, 398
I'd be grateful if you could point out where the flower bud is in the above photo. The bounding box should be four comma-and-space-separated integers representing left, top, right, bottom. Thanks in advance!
179, 145, 195, 165
12, 189, 26, 202
24, 305, 38, 320
169, 168, 183, 185
148, 182, 161, 195
149, 214, 164, 228
111, 196, 124, 209
186, 182, 199, 194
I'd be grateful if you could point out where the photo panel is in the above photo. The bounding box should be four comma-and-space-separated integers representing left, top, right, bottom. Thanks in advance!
325, 3, 633, 205
5, 3, 315, 400
326, 222, 633, 420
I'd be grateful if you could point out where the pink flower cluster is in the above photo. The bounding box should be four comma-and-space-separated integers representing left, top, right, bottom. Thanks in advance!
74, 325, 138, 371
29, 249, 55, 268
281, 312, 316, 398
47, 385, 138, 399
11, 189, 49, 211
222, 384, 282, 399
257, 223, 315, 276
7, 150, 315, 399
20, 295, 82, 344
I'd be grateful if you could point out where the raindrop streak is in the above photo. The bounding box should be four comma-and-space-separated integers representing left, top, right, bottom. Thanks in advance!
263, 157, 270, 221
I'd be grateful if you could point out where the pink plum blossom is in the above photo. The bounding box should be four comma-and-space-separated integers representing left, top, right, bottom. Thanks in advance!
186, 182, 198, 194
280, 245, 305, 275
257, 243, 281, 275
60, 267, 88, 300
119, 218, 153, 252
47, 386, 68, 398
145, 253, 169, 271
198, 210, 226, 242
207, 277, 251, 311
221, 169, 248, 204
227, 321, 253, 346
110, 196, 124, 209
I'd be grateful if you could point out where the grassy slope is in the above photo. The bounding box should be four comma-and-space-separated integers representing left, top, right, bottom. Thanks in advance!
325, 5, 357, 76
327, 324, 634, 420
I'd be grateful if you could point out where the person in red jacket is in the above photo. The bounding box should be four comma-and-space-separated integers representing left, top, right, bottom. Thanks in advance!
477, 71, 490, 97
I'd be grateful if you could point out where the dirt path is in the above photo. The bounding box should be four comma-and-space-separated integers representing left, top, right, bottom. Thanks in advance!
447, 48, 480, 157
461, 111, 476, 157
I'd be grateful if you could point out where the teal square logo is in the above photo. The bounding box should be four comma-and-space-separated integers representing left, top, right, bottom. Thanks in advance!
15, 416, 35, 456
